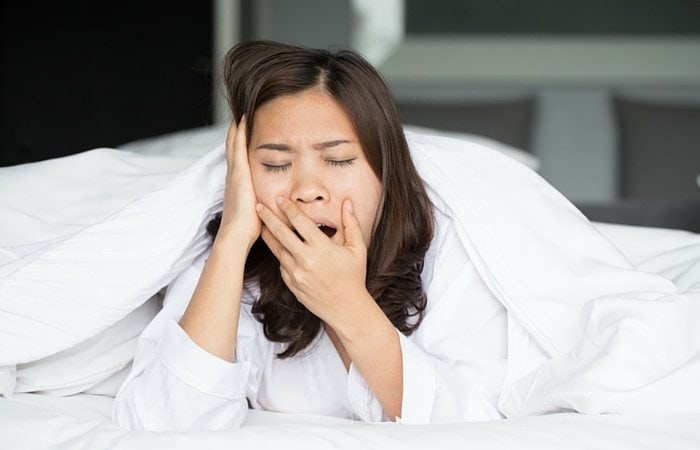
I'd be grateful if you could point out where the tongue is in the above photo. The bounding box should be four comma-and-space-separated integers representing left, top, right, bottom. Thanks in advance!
319, 225, 337, 238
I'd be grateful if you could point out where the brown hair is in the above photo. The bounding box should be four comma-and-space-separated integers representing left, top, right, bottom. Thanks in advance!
207, 40, 434, 358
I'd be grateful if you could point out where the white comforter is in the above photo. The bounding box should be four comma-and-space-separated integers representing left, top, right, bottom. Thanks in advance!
1, 127, 699, 447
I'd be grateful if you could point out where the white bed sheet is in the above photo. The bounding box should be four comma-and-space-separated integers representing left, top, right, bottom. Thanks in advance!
2, 393, 699, 450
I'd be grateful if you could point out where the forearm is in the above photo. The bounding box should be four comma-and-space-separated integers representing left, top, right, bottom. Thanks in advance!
333, 295, 404, 421
178, 230, 250, 362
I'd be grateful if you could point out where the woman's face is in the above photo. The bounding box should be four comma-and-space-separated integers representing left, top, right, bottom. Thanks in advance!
249, 89, 382, 246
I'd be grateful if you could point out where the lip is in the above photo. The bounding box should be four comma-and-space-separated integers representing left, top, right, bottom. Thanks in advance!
308, 217, 338, 231
292, 215, 338, 240
279, 207, 339, 240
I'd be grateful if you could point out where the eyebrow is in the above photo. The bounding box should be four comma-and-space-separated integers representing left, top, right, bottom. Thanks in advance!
255, 140, 353, 152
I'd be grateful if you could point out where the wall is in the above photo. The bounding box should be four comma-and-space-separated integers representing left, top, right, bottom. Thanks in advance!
380, 38, 700, 202
213, 1, 700, 203
1, 2, 213, 167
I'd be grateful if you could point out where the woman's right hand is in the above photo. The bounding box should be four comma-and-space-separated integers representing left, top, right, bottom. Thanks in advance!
217, 116, 261, 251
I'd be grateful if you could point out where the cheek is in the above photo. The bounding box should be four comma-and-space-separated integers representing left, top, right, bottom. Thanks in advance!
339, 172, 381, 223
250, 186, 289, 226
349, 195, 381, 242
250, 170, 284, 209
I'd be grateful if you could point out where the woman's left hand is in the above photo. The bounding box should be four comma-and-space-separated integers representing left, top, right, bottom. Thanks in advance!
256, 197, 372, 325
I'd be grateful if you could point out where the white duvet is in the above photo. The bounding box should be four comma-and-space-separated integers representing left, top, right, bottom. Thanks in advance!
1, 126, 699, 448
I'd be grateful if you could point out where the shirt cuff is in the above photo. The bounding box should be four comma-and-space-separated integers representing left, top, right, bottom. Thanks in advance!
155, 318, 250, 399
395, 331, 436, 424
347, 329, 436, 424
347, 361, 387, 422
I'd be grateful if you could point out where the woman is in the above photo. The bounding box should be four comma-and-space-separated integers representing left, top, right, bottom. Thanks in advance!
112, 40, 507, 431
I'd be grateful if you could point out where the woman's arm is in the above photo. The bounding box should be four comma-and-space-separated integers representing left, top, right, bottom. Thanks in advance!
112, 249, 264, 431
179, 115, 260, 361
113, 118, 266, 431
178, 232, 249, 362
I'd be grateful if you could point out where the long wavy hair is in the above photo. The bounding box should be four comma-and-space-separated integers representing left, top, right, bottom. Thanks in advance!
207, 40, 434, 358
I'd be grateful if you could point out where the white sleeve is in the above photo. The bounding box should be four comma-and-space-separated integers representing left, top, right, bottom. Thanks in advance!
347, 211, 507, 424
112, 249, 268, 431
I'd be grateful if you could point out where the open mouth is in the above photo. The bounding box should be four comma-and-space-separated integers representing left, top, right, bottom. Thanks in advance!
317, 224, 337, 238
292, 224, 337, 241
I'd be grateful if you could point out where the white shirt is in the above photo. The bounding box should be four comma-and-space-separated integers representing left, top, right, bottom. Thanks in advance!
112, 204, 507, 431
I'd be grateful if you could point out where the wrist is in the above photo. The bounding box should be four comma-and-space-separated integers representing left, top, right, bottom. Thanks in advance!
212, 227, 257, 256
331, 291, 390, 344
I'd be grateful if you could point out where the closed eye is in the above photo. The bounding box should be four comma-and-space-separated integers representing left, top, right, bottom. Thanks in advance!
328, 158, 356, 167
262, 163, 290, 173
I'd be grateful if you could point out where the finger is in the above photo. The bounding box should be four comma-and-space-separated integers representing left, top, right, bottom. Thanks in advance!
342, 199, 366, 250
256, 202, 306, 255
261, 225, 295, 266
278, 265, 297, 297
276, 197, 325, 246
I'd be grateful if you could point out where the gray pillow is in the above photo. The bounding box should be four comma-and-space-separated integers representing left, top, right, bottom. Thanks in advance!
576, 198, 700, 234
396, 98, 534, 152
614, 97, 700, 199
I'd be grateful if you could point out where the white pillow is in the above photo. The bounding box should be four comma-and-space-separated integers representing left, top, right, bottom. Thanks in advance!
117, 124, 228, 157
11, 293, 161, 397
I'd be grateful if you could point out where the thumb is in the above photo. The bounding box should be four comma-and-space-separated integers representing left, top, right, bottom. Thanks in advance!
342, 199, 365, 250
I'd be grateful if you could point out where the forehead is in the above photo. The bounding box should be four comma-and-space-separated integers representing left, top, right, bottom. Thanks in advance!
251, 89, 358, 142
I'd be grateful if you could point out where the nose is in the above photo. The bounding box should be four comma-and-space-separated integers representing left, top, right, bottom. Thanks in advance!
290, 167, 329, 204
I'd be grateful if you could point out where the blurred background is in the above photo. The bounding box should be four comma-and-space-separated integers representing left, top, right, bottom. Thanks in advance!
2, 0, 699, 230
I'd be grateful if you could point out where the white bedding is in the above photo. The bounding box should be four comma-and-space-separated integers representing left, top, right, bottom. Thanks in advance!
1, 125, 699, 448
3, 393, 700, 450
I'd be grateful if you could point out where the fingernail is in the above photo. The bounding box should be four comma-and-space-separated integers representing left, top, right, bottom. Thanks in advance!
256, 203, 263, 212
346, 200, 353, 213
275, 196, 284, 205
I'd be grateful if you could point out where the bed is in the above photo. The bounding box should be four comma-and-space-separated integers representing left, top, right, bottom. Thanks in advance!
1, 124, 699, 449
